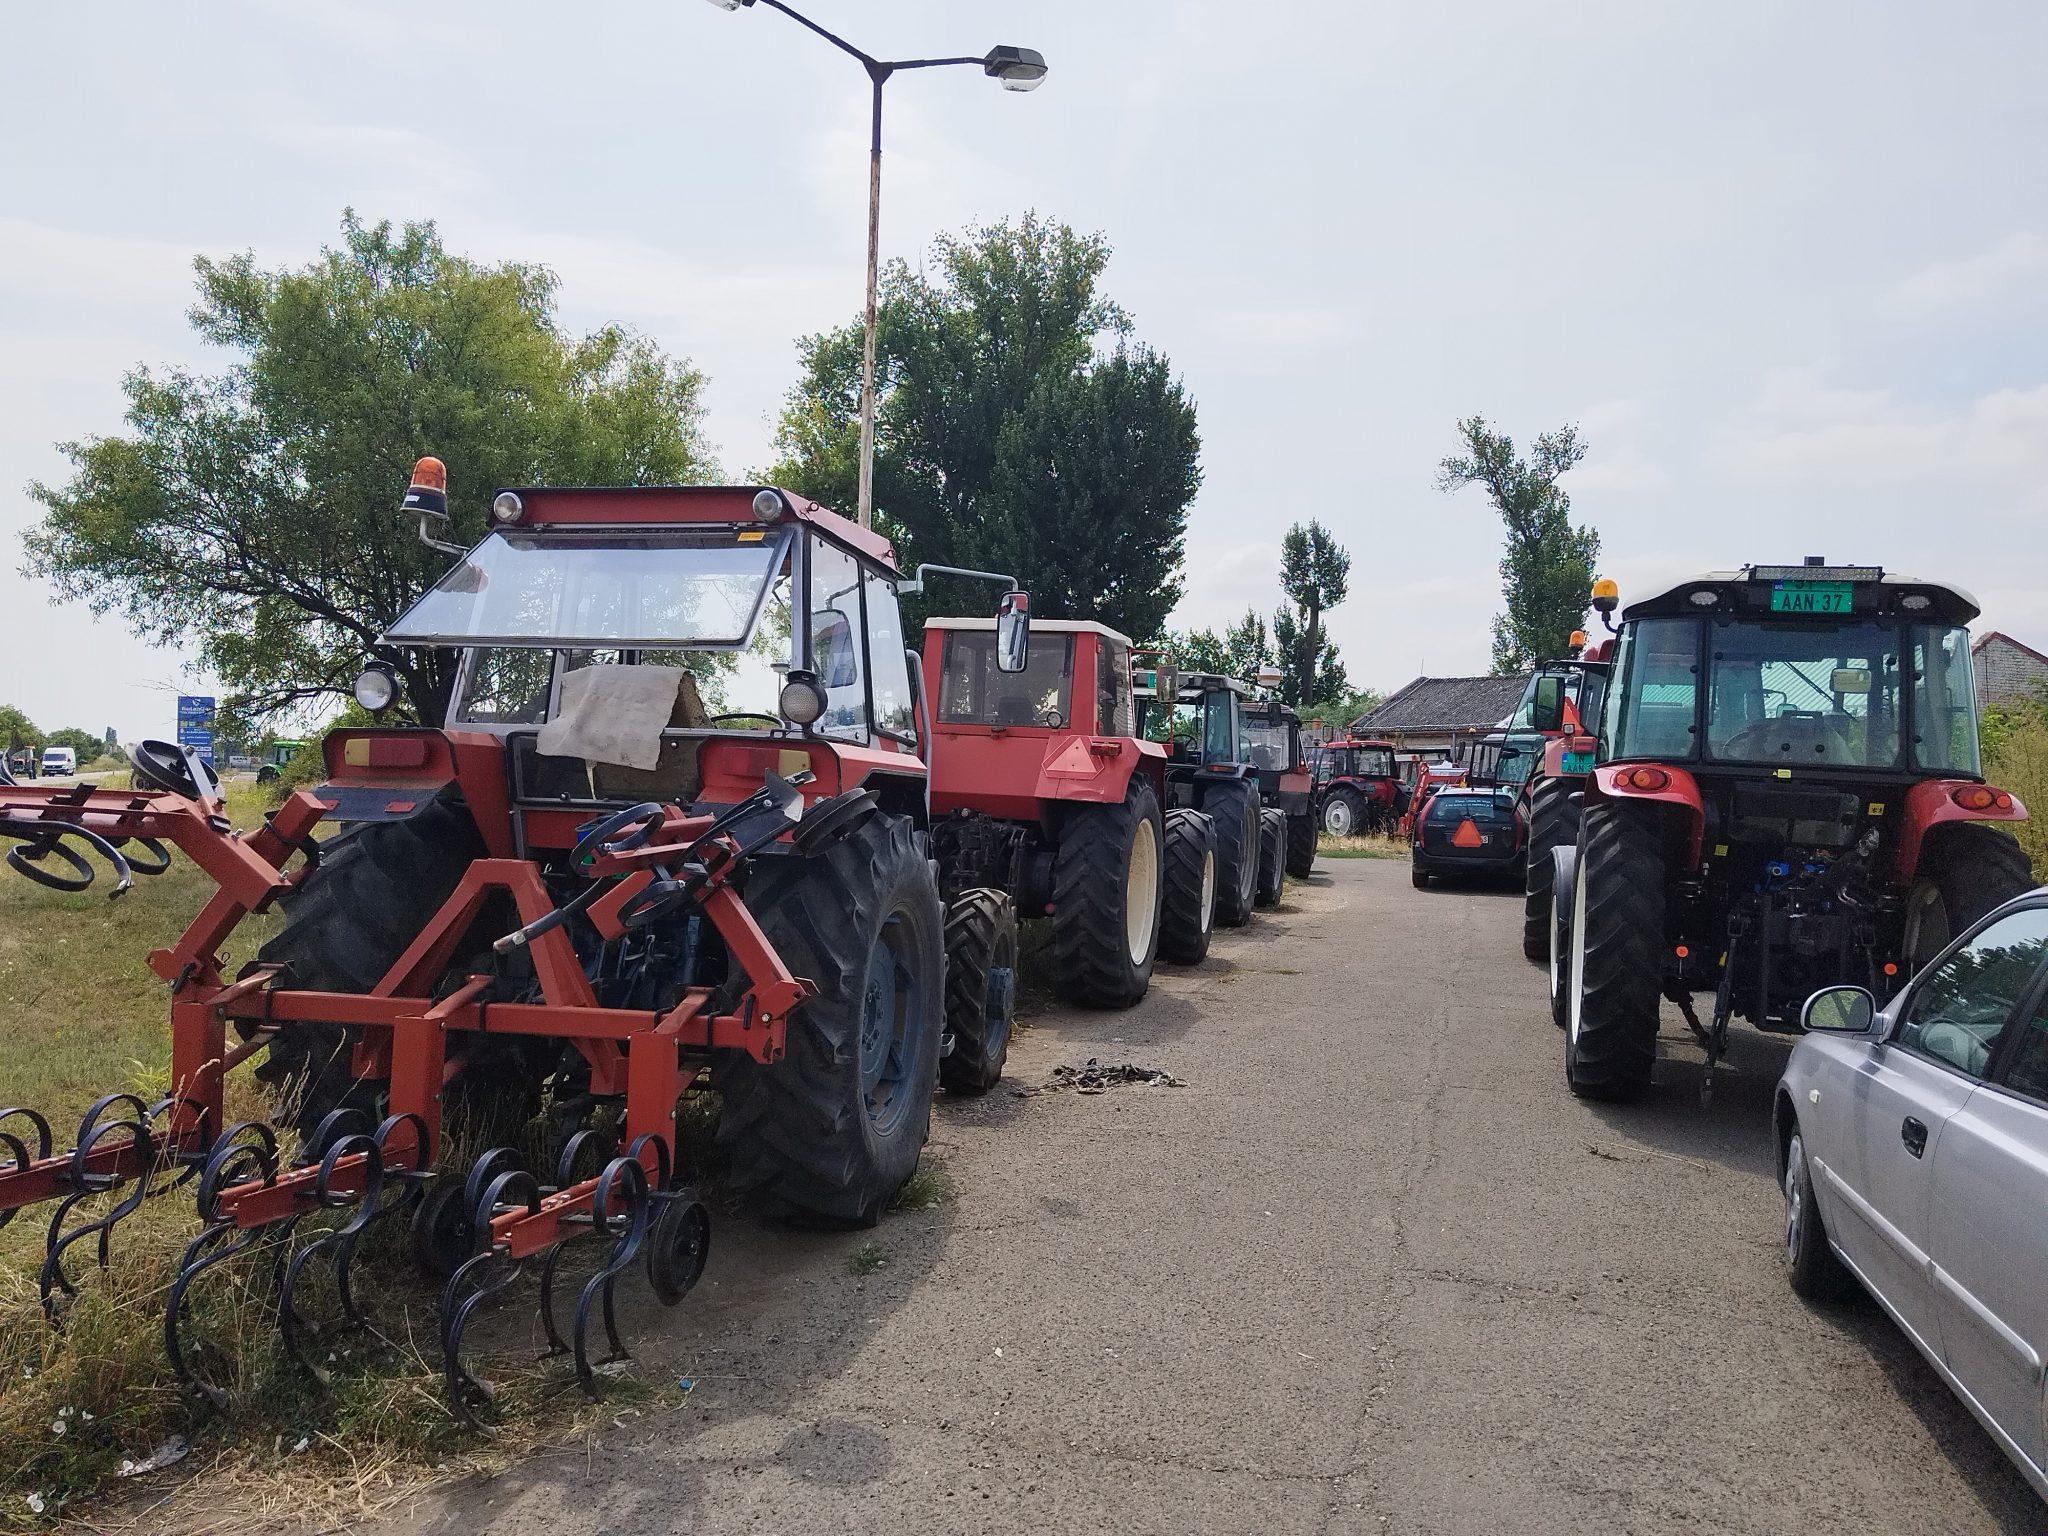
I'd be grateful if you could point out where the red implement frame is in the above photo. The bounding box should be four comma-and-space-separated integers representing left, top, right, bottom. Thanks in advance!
0, 787, 814, 1259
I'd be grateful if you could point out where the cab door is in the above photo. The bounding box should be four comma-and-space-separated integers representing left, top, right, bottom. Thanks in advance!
1926, 944, 2048, 1479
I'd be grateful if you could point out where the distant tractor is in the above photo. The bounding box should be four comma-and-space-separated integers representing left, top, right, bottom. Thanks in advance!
1138, 669, 1268, 929
1549, 562, 2033, 1101
1510, 635, 1612, 962
1243, 693, 1317, 879
921, 617, 1216, 1065
1312, 737, 1400, 837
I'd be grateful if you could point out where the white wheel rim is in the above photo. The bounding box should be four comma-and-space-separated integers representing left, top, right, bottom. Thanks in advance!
1126, 816, 1160, 966
1784, 1136, 1804, 1261
1568, 863, 1589, 1046
1549, 891, 1563, 1002
1199, 848, 1216, 933
1326, 798, 1352, 836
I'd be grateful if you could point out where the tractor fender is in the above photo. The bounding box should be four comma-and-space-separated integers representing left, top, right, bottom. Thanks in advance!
1896, 778, 2029, 886
1033, 737, 1167, 809
1589, 762, 1705, 867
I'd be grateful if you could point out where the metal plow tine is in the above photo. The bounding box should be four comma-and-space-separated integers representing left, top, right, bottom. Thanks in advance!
37, 1093, 156, 1320
163, 1122, 282, 1414
277, 1130, 394, 1383
438, 1160, 542, 1429
571, 1156, 652, 1397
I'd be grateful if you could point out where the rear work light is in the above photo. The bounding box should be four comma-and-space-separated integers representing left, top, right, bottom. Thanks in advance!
1619, 767, 1670, 792
1951, 784, 2012, 812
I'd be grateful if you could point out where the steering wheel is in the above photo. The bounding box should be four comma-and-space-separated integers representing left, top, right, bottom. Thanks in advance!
569, 802, 668, 872
711, 713, 782, 730
127, 740, 220, 802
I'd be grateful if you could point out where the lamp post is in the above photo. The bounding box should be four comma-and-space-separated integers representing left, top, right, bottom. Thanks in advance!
704, 0, 1047, 531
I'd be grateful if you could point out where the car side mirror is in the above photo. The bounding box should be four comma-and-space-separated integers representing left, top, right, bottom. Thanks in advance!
1530, 676, 1564, 734
995, 591, 1030, 674
1801, 985, 1877, 1034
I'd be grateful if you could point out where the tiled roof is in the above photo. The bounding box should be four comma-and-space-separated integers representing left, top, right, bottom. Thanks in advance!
1353, 674, 1531, 733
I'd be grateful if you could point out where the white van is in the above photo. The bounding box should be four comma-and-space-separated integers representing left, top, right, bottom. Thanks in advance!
40, 746, 76, 777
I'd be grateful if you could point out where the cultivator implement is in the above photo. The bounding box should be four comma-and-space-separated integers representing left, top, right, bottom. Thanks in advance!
0, 749, 810, 1420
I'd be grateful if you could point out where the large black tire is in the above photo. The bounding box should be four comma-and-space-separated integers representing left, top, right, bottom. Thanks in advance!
717, 811, 945, 1226
1522, 777, 1580, 964
1206, 779, 1261, 928
1564, 803, 1664, 1101
1159, 808, 1217, 965
1320, 788, 1365, 838
1255, 809, 1286, 908
1782, 1125, 1853, 1303
1049, 775, 1165, 1008
1901, 822, 2035, 972
254, 802, 528, 1142
1285, 809, 1316, 878
939, 888, 1017, 1097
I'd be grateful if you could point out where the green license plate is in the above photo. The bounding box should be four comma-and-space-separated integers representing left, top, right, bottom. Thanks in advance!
1561, 749, 1595, 775
1770, 580, 1853, 614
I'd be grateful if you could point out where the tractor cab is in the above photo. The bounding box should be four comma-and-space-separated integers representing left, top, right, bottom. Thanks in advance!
1137, 669, 1254, 771
374, 479, 929, 846
1311, 737, 1399, 837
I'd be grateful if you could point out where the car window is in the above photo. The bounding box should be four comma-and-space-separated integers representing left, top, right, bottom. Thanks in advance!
2001, 985, 2048, 1103
1897, 908, 2048, 1079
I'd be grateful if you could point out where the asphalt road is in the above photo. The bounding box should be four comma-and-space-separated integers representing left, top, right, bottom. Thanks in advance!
381, 857, 2043, 1536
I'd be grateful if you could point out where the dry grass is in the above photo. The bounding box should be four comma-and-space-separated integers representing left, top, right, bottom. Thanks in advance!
0, 786, 639, 1530
1986, 718, 2048, 882
1316, 832, 1407, 860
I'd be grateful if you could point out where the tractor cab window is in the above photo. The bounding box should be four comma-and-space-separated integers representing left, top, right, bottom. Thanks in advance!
864, 571, 915, 743
1207, 694, 1240, 765
807, 539, 868, 741
1704, 619, 1904, 769
455, 647, 555, 725
939, 630, 1075, 728
1096, 639, 1134, 737
1910, 624, 1981, 776
1245, 711, 1292, 772
1607, 618, 1700, 761
1358, 746, 1394, 778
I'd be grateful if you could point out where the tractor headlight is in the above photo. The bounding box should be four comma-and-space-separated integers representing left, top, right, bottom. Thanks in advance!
490, 491, 525, 525
779, 671, 826, 727
352, 662, 399, 715
752, 489, 786, 522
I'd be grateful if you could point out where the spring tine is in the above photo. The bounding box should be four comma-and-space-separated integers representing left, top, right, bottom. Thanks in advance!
571, 1157, 651, 1397
163, 1123, 282, 1414
438, 1162, 542, 1427
39, 1094, 156, 1319
536, 1242, 571, 1358
277, 1131, 388, 1383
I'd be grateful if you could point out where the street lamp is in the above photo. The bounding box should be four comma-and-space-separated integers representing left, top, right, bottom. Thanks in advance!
704, 0, 1047, 530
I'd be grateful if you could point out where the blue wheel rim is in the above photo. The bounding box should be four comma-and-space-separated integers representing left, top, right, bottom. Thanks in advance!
858, 915, 920, 1135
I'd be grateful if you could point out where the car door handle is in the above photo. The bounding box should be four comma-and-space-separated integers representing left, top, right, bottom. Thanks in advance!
1901, 1116, 1928, 1158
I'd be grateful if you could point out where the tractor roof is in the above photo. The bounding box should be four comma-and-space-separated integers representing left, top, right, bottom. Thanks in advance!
497, 484, 898, 572
1624, 564, 1981, 626
927, 617, 1137, 646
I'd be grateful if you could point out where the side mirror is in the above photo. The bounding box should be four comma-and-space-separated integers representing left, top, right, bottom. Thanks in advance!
995, 591, 1031, 674
1530, 675, 1565, 734
1800, 985, 1877, 1035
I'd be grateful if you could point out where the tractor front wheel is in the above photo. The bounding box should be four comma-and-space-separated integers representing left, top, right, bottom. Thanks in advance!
1902, 822, 2034, 972
940, 888, 1017, 1097
1522, 777, 1580, 964
1565, 803, 1665, 1101
1285, 809, 1316, 878
1159, 808, 1217, 965
1255, 808, 1287, 908
716, 811, 945, 1226
1320, 789, 1364, 839
1207, 779, 1261, 928
1050, 774, 1165, 1008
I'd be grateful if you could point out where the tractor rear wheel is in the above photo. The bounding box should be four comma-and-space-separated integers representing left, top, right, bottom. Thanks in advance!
1522, 777, 1579, 964
1285, 809, 1316, 878
1050, 774, 1164, 1008
939, 888, 1017, 1097
1320, 788, 1364, 839
1902, 822, 2035, 972
1565, 803, 1665, 1101
254, 803, 542, 1144
1207, 779, 1261, 928
1255, 809, 1286, 908
1159, 808, 1217, 965
717, 811, 945, 1226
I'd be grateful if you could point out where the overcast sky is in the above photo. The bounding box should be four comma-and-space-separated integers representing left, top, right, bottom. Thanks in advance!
5, 0, 2046, 735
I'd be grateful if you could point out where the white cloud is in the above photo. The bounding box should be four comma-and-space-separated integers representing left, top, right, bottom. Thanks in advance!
1889, 231, 2048, 319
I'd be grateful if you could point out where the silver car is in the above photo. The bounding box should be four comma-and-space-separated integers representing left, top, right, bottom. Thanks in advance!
1776, 890, 2048, 1501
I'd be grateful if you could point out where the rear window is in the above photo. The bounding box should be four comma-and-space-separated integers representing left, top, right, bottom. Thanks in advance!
1426, 793, 1502, 820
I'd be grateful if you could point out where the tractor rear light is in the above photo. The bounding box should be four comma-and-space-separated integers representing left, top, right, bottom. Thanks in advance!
1620, 767, 1669, 791
1883, 962, 1899, 976
490, 491, 525, 525
751, 489, 786, 522
1675, 945, 1690, 958
1951, 784, 1999, 811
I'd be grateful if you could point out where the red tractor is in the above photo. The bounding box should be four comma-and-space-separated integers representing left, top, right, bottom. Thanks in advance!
1244, 696, 1318, 880
0, 465, 1006, 1417
918, 615, 1215, 1083
1547, 562, 2034, 1102
1311, 738, 1400, 837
